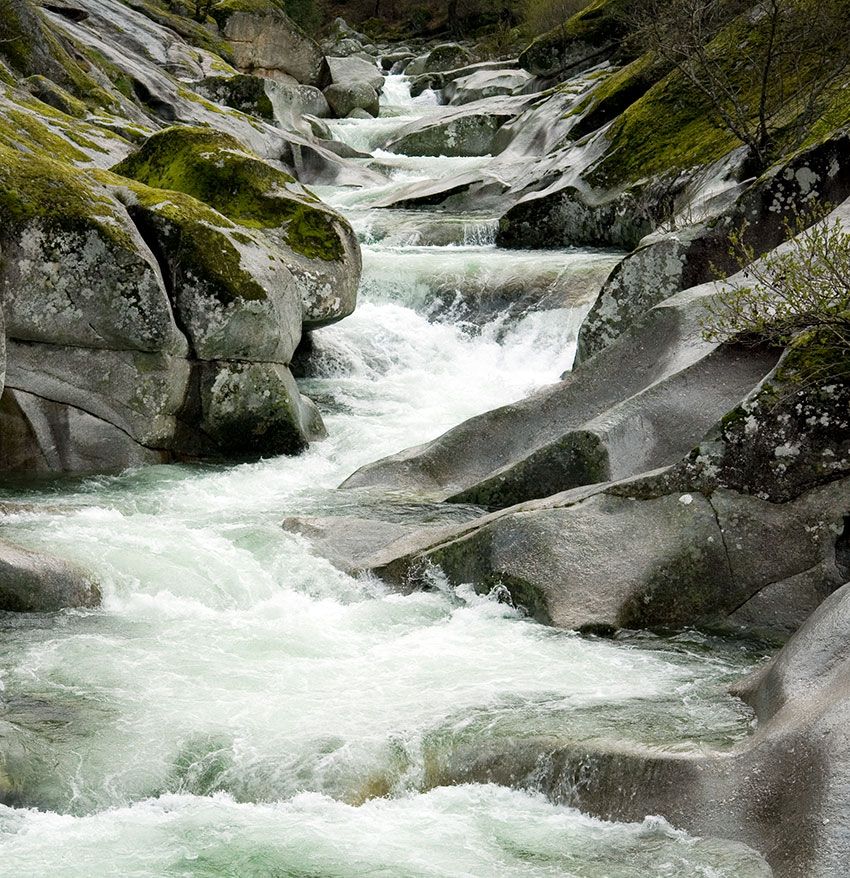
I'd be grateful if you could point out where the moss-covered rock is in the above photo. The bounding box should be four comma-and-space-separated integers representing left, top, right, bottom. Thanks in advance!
194, 73, 275, 120
497, 183, 652, 250
577, 132, 850, 362
108, 178, 303, 363
113, 126, 360, 326
21, 74, 86, 118
0, 0, 114, 108
673, 338, 850, 504
0, 143, 185, 354
518, 0, 630, 78
421, 43, 472, 74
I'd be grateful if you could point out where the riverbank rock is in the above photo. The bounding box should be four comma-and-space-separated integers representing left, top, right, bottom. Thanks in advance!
327, 56, 384, 93
577, 134, 850, 363
443, 69, 534, 105
211, 0, 330, 87
324, 82, 380, 119
0, 539, 100, 611
0, 0, 366, 476
112, 125, 361, 329
363, 475, 849, 633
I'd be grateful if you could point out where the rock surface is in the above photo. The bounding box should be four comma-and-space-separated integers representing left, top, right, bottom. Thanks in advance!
212, 0, 330, 87
0, 538, 101, 611
0, 0, 365, 473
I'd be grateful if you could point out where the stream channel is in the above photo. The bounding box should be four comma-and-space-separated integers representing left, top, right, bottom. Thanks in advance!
0, 77, 773, 876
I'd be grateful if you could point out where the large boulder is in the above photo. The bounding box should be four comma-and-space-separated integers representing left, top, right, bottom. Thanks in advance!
211, 0, 330, 87
496, 182, 654, 251
518, 0, 629, 78
194, 73, 275, 120
113, 184, 302, 364
323, 82, 379, 118
326, 56, 383, 92
385, 98, 534, 158
0, 538, 100, 612
423, 44, 473, 74
113, 126, 361, 329
0, 145, 186, 357
196, 360, 326, 456
363, 476, 849, 633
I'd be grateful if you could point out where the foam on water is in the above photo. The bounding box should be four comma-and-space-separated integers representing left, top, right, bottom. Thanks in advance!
0, 73, 770, 876
0, 787, 772, 878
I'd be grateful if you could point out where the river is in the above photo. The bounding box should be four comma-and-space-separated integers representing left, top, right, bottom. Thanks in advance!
0, 77, 772, 876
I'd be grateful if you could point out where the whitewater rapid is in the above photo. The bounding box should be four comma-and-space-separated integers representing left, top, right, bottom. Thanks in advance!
0, 77, 771, 877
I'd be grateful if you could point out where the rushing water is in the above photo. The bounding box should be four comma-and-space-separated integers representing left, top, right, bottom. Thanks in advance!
0, 77, 773, 876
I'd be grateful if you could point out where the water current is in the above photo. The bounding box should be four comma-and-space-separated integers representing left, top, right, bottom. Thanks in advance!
0, 77, 773, 876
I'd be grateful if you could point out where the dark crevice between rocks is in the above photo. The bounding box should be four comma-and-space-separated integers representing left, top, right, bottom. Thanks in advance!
1, 382, 161, 451
705, 492, 738, 609
130, 78, 176, 122
836, 515, 850, 582
123, 204, 195, 357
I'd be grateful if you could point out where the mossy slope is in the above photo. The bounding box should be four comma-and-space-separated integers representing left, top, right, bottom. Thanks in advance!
113, 126, 346, 261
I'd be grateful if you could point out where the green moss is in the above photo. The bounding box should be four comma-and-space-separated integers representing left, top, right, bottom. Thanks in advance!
122, 0, 233, 59
100, 170, 274, 303
0, 0, 115, 109
0, 143, 133, 250
591, 11, 850, 187
113, 125, 345, 260
0, 105, 91, 162
570, 53, 664, 136
21, 74, 86, 117
519, 0, 631, 75
590, 67, 736, 187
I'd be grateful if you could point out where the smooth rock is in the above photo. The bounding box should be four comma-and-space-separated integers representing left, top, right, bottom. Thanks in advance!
324, 81, 379, 118
0, 538, 100, 612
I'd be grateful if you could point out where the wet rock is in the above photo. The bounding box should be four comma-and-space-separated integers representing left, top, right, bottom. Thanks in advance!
197, 360, 326, 457
324, 82, 379, 119
497, 183, 653, 251
443, 69, 534, 105
119, 188, 302, 364
327, 56, 384, 93
0, 538, 100, 612
403, 53, 430, 77
381, 50, 414, 72
0, 387, 165, 472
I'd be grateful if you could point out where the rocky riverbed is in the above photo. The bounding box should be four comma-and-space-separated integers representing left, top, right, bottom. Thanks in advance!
0, 1, 848, 876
